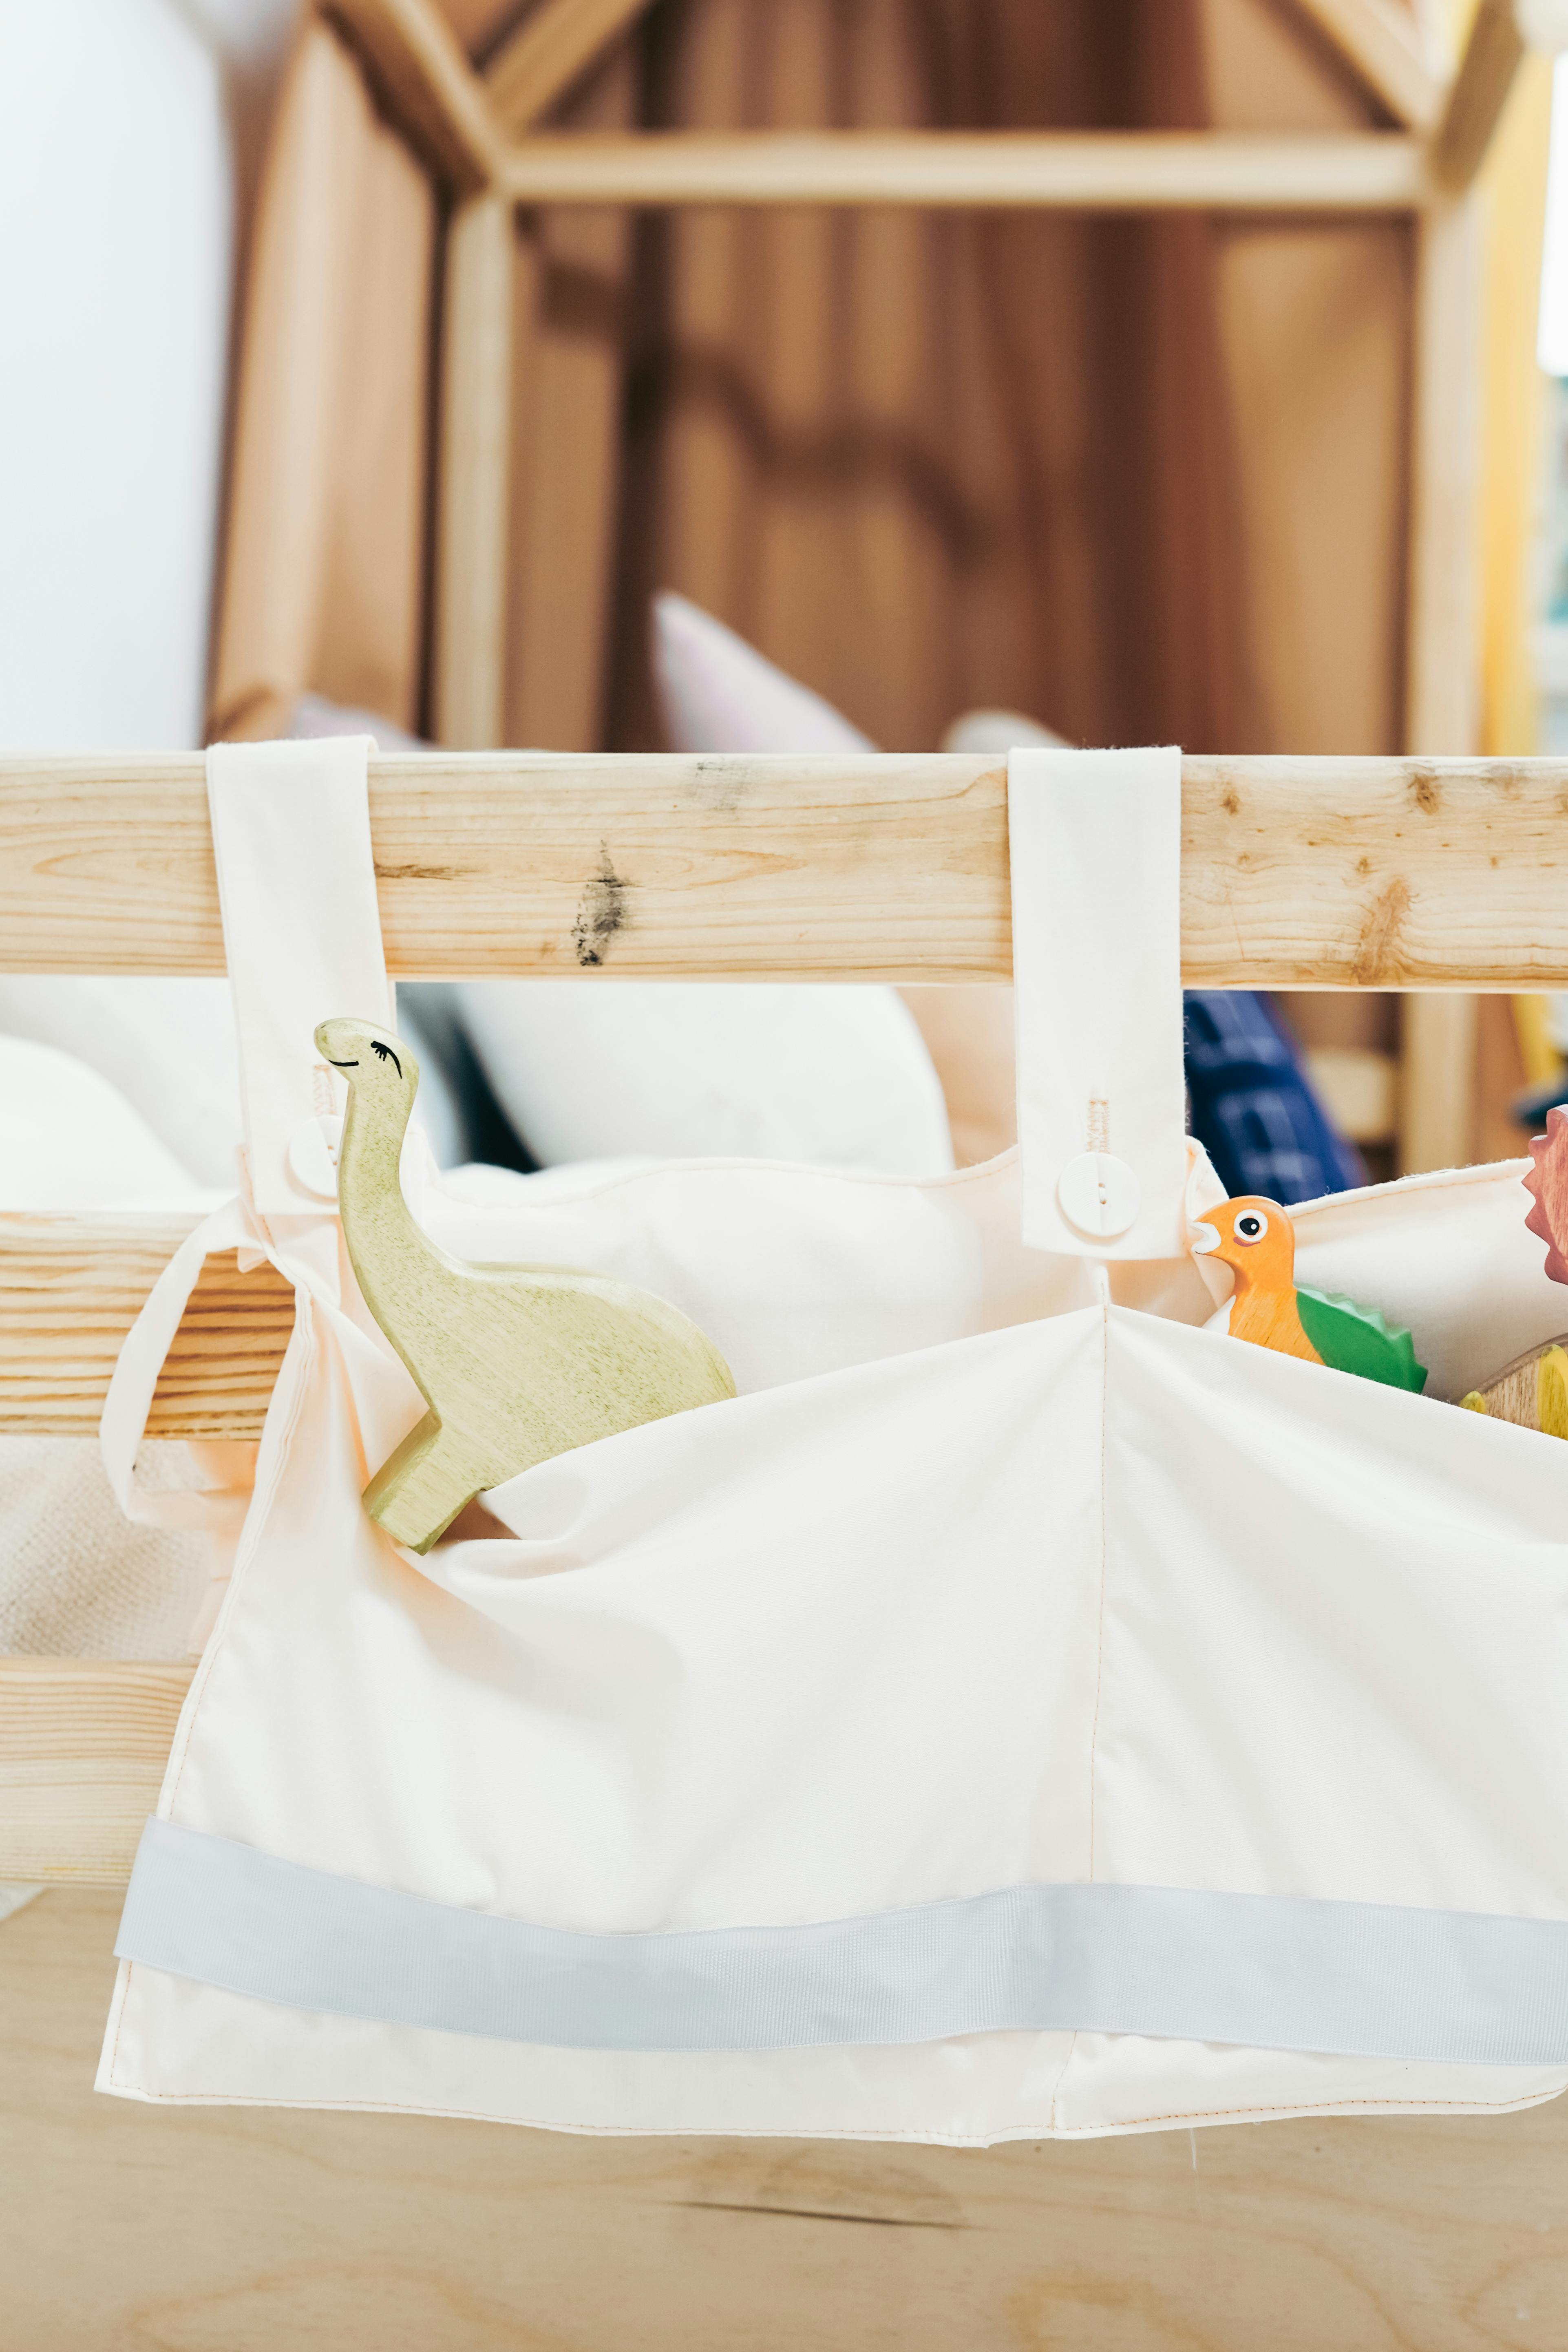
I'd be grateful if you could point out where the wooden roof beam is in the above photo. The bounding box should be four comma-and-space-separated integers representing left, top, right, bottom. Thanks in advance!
486, 0, 658, 133
325, 0, 507, 192
1432, 0, 1528, 189
494, 130, 1428, 210
1274, 0, 1445, 131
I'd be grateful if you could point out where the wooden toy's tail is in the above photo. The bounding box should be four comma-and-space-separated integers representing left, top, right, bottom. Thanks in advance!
1295, 1286, 1428, 1393
363, 1411, 476, 1554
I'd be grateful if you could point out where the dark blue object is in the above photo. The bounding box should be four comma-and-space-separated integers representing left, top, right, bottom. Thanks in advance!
1184, 992, 1364, 1205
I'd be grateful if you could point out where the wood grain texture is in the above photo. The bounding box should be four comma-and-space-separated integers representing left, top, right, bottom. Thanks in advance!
12, 752, 1568, 987
7, 1885, 1568, 2352
1407, 201, 1483, 766
1400, 994, 1480, 1173
1276, 0, 1444, 128
0, 1220, 291, 1438
1462, 1332, 1568, 1430
1433, 0, 1527, 190
325, 0, 504, 192
486, 0, 654, 130
433, 191, 515, 749
1401, 197, 1484, 1172
207, 17, 438, 746
321, 1017, 734, 1550
500, 44, 635, 754
496, 130, 1430, 210
0, 1663, 189, 1884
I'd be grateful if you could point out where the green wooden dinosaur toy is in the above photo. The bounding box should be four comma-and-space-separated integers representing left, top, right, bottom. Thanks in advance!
316, 1016, 736, 1552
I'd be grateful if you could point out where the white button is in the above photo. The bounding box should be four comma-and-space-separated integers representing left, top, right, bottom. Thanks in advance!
1057, 1151, 1140, 1240
287, 1113, 343, 1202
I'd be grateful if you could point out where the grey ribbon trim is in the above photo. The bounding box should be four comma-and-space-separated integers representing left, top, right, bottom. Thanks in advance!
118, 1818, 1568, 2062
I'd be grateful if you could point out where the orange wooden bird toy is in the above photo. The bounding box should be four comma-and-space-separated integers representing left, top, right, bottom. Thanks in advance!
1192, 1196, 1426, 1392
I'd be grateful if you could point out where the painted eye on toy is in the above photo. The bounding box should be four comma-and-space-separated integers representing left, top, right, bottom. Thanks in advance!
369, 1040, 403, 1078
1233, 1210, 1268, 1246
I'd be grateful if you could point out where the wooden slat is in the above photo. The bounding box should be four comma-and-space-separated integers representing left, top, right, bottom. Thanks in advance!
1276, 0, 1445, 130
0, 1220, 292, 1438
497, 131, 1430, 210
1406, 206, 1483, 765
325, 0, 505, 192
1400, 198, 1484, 1173
1433, 0, 1527, 190
9, 752, 1568, 988
0, 1661, 191, 1884
486, 0, 655, 131
433, 191, 515, 749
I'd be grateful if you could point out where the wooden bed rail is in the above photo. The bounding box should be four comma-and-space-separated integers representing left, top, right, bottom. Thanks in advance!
0, 1219, 289, 1441
7, 741, 1568, 1884
0, 1661, 191, 1884
7, 752, 1568, 989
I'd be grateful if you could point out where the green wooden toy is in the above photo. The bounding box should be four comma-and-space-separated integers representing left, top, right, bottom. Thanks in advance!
316, 1016, 736, 1553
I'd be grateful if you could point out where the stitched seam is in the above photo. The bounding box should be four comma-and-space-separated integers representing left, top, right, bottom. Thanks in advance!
111, 1296, 316, 2089
1292, 1157, 1528, 1218
167, 1317, 310, 1806
104, 2079, 1564, 2131
104, 1965, 132, 2094
1049, 1298, 1111, 2132
1051, 2085, 1567, 2129
1088, 1300, 1109, 1879
443, 1147, 1517, 1228
437, 1143, 1022, 1215
165, 1294, 314, 1819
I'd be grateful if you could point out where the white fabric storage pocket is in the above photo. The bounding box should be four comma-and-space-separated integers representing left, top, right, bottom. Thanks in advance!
97, 740, 1568, 2142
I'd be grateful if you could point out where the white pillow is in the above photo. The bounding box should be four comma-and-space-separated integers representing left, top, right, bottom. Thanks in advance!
942, 708, 1067, 754
454, 981, 952, 1172
0, 0, 232, 752
0, 968, 468, 1186
650, 591, 877, 754
0, 977, 245, 1190
0, 1034, 207, 1210
455, 598, 954, 1177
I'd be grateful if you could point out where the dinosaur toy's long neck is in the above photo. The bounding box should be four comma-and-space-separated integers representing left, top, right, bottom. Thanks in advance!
336, 1079, 437, 1369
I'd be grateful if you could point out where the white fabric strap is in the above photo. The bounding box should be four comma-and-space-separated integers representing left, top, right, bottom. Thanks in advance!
1009, 746, 1189, 1261
207, 737, 393, 1215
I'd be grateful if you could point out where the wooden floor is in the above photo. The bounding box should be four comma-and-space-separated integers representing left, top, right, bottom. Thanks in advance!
4, 1889, 1566, 2351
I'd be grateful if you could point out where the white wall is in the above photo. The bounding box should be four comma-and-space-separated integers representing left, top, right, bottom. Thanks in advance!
0, 0, 234, 749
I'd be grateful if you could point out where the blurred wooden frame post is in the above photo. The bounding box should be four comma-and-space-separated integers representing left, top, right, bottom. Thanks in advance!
1402, 191, 1484, 1176
1396, 0, 1532, 1174
433, 190, 515, 748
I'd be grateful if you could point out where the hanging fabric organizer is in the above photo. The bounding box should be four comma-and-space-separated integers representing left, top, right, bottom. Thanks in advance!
98, 740, 1568, 2144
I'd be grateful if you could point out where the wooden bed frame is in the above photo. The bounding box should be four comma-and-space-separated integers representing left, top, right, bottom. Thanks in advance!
2, 742, 1566, 2340
309, 0, 1527, 1180
0, 12, 1556, 2339
3, 737, 1568, 1879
